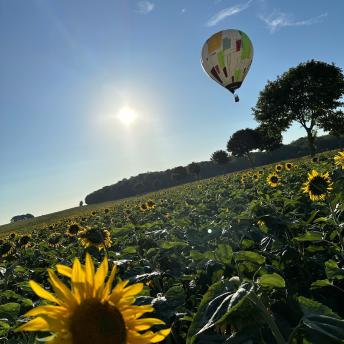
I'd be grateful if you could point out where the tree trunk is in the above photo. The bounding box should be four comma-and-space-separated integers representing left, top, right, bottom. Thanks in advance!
246, 152, 255, 169
306, 129, 316, 157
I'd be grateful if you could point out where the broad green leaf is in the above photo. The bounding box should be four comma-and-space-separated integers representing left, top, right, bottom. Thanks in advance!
160, 241, 188, 250
311, 279, 332, 289
0, 320, 10, 336
325, 260, 344, 280
298, 296, 341, 319
214, 244, 233, 264
0, 303, 20, 319
294, 231, 323, 242
258, 273, 286, 288
235, 251, 265, 265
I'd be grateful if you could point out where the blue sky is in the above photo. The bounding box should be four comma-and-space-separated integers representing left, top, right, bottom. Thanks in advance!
1, 0, 343, 224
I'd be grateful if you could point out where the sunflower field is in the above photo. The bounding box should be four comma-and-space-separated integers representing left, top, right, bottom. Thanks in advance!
0, 150, 344, 344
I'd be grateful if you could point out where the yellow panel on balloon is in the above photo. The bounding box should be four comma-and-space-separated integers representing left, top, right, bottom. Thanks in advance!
207, 32, 222, 54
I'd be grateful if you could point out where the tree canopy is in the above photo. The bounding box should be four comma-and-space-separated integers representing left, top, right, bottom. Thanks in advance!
211, 150, 229, 165
252, 60, 344, 156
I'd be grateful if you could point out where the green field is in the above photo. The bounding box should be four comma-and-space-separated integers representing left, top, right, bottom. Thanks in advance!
0, 150, 343, 344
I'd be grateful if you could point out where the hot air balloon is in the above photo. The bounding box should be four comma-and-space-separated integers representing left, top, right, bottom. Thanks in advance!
201, 29, 253, 102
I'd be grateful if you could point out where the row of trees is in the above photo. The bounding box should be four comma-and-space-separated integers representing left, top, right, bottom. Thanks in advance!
211, 60, 344, 164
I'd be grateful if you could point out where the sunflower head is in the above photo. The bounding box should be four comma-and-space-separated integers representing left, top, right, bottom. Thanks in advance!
146, 200, 156, 209
302, 170, 333, 201
18, 235, 31, 248
67, 223, 82, 236
334, 151, 344, 169
140, 203, 148, 212
267, 173, 280, 187
48, 233, 61, 248
275, 164, 283, 172
104, 208, 110, 214
253, 173, 260, 181
312, 157, 319, 163
16, 254, 171, 344
285, 162, 293, 170
0, 242, 14, 258
9, 232, 16, 240
79, 228, 112, 250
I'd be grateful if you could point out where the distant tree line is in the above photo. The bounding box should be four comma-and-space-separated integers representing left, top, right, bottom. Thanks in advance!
11, 214, 34, 223
85, 134, 344, 204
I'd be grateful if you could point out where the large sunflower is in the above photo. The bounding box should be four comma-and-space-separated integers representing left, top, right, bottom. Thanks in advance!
16, 254, 170, 344
78, 228, 112, 250
334, 151, 344, 169
302, 170, 333, 201
266, 173, 280, 187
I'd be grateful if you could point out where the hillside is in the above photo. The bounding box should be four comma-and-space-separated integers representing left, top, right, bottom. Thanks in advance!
85, 134, 344, 204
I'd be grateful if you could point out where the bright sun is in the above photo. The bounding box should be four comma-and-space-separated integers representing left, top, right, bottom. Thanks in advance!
117, 106, 137, 126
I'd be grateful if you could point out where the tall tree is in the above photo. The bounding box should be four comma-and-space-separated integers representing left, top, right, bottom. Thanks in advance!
211, 150, 229, 165
252, 60, 344, 156
227, 128, 261, 166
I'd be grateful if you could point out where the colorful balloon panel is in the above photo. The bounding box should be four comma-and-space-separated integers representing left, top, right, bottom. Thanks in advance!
201, 29, 253, 94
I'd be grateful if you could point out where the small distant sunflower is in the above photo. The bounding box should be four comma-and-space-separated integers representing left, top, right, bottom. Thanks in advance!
104, 208, 110, 214
18, 235, 31, 248
334, 151, 344, 169
240, 175, 246, 185
252, 173, 260, 182
146, 200, 156, 209
48, 233, 62, 248
258, 170, 264, 175
285, 162, 293, 170
67, 223, 82, 236
91, 211, 97, 216
275, 164, 283, 173
302, 170, 333, 201
267, 173, 280, 187
140, 203, 148, 212
79, 228, 112, 250
312, 157, 319, 163
16, 253, 171, 344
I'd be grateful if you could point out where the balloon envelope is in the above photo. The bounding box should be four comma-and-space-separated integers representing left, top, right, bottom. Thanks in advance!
201, 29, 253, 94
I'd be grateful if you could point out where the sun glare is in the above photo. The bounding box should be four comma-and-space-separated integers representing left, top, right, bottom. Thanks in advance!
117, 106, 137, 126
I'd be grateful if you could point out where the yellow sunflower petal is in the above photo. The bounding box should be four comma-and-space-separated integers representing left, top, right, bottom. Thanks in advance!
29, 280, 60, 305
101, 263, 117, 300
94, 255, 108, 294
56, 264, 72, 278
15, 317, 50, 332
71, 258, 85, 303
24, 305, 67, 318
85, 253, 95, 297
130, 318, 165, 331
122, 283, 144, 298
47, 269, 77, 308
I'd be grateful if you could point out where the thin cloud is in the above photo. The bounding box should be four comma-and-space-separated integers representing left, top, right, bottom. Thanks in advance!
207, 0, 253, 27
260, 11, 328, 33
136, 1, 155, 14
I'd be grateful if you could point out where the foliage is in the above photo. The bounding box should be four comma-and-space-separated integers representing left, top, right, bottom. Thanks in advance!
10, 214, 34, 223
211, 150, 229, 165
252, 60, 344, 156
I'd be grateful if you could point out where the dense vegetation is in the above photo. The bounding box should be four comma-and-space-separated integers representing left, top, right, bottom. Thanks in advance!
85, 135, 344, 205
0, 150, 343, 343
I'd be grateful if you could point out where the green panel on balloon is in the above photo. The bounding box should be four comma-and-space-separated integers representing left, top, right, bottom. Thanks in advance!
234, 69, 242, 82
217, 51, 225, 69
240, 32, 251, 60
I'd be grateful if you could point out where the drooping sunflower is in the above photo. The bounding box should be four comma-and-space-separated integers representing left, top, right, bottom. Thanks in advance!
275, 164, 283, 173
78, 228, 112, 250
0, 242, 15, 258
285, 162, 293, 171
266, 173, 280, 187
302, 170, 333, 201
16, 254, 170, 344
334, 151, 344, 169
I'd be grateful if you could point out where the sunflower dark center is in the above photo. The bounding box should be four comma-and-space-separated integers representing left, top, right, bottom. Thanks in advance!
270, 176, 278, 183
69, 224, 80, 235
309, 176, 329, 195
70, 299, 126, 344
84, 229, 104, 244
